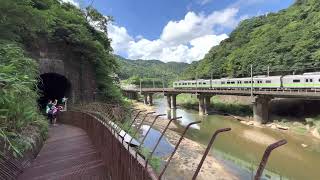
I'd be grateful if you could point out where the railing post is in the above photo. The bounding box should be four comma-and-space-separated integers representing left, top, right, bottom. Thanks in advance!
122, 110, 147, 143
159, 121, 202, 179
128, 111, 156, 150
192, 128, 231, 180
145, 117, 182, 168
254, 139, 287, 180
136, 114, 166, 158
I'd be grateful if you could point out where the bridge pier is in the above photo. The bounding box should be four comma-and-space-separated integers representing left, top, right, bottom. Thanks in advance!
171, 94, 177, 109
164, 93, 178, 109
165, 94, 172, 109
198, 94, 212, 115
204, 95, 212, 115
198, 94, 205, 115
143, 94, 148, 105
253, 96, 272, 124
148, 93, 153, 105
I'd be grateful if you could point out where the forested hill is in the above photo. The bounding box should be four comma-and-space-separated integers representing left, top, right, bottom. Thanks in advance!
116, 55, 189, 80
182, 0, 320, 79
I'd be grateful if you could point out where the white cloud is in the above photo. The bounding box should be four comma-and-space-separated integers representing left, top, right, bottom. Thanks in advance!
108, 24, 133, 54
161, 8, 238, 45
60, 0, 79, 7
108, 8, 242, 63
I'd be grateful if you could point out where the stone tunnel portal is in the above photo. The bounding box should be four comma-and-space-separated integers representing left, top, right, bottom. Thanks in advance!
38, 73, 71, 109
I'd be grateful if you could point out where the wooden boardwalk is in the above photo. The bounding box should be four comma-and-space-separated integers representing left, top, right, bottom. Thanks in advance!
18, 124, 107, 180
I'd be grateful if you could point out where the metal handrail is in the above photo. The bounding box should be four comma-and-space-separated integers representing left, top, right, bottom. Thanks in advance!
192, 128, 231, 180
145, 117, 182, 168
159, 121, 202, 179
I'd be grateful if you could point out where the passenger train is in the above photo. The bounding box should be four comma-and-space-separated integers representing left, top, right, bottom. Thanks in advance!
173, 72, 320, 89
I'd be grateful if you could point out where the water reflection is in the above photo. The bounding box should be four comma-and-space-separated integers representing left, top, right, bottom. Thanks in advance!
166, 108, 200, 130
140, 125, 174, 157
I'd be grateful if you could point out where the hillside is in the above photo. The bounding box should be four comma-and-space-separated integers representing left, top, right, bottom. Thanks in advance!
0, 0, 118, 156
116, 55, 189, 80
182, 0, 320, 79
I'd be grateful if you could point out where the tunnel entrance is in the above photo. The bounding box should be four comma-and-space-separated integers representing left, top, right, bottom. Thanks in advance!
38, 73, 71, 110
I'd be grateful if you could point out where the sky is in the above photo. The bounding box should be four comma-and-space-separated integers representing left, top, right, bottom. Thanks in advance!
63, 0, 294, 63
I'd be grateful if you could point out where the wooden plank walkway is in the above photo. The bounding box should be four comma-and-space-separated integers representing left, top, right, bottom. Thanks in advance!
18, 124, 107, 180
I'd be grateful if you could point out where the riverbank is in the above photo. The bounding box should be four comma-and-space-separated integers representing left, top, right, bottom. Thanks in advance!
175, 94, 320, 140
133, 101, 237, 180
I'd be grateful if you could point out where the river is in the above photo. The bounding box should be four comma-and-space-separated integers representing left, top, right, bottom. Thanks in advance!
146, 97, 320, 180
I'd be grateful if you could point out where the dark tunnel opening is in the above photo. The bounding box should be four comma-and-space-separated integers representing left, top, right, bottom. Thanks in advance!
38, 73, 71, 110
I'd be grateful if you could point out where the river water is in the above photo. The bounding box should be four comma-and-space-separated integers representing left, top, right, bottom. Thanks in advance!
148, 98, 320, 180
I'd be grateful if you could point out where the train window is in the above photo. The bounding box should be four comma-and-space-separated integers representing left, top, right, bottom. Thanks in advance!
293, 79, 300, 83
188, 83, 190, 85
265, 80, 271, 83
221, 82, 225, 84
227, 82, 230, 84
306, 79, 308, 83
179, 83, 181, 85
319, 79, 320, 82
244, 81, 249, 84
310, 79, 313, 82
203, 82, 207, 85
231, 81, 235, 84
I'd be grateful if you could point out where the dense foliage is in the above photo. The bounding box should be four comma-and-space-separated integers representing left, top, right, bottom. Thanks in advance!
182, 0, 320, 79
0, 43, 47, 156
117, 55, 189, 84
0, 0, 120, 101
0, 0, 120, 155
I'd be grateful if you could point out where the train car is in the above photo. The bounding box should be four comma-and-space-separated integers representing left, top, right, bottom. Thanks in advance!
252, 76, 282, 89
173, 80, 196, 89
282, 73, 320, 89
173, 73, 320, 90
214, 76, 282, 89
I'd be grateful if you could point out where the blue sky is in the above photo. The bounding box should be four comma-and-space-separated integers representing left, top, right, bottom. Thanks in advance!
65, 0, 294, 63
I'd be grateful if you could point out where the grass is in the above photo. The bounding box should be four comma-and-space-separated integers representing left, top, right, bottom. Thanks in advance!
176, 94, 252, 116
139, 147, 162, 173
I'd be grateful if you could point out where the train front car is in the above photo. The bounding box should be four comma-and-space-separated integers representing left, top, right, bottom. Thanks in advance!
282, 73, 320, 89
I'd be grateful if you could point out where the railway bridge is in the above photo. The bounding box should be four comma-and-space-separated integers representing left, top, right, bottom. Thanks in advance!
123, 88, 320, 124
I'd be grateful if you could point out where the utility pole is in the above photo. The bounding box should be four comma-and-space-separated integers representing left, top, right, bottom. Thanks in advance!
251, 64, 253, 97
140, 78, 142, 94
196, 73, 198, 95
210, 71, 213, 89
267, 66, 270, 77
153, 79, 155, 88
162, 75, 165, 94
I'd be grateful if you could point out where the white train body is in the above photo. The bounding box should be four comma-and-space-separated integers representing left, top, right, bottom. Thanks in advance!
173, 72, 320, 89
